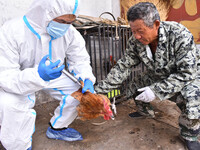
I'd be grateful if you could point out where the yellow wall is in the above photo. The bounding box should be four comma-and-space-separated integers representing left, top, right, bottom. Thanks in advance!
167, 0, 200, 44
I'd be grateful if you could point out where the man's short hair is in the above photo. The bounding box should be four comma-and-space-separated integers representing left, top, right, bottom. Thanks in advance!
127, 2, 160, 28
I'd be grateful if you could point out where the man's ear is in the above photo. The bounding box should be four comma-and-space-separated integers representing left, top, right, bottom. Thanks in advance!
154, 20, 160, 30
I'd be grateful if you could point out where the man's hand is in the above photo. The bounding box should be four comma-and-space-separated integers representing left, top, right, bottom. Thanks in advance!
38, 55, 65, 81
135, 87, 155, 102
82, 79, 94, 93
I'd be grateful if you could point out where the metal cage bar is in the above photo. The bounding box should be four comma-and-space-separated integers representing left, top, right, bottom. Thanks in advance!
78, 24, 144, 100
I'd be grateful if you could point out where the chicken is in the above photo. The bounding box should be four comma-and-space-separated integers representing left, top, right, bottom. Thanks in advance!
110, 55, 117, 67
71, 88, 114, 121
104, 55, 117, 74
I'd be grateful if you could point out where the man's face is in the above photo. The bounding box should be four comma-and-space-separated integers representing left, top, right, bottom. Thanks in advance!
129, 19, 160, 45
53, 14, 76, 24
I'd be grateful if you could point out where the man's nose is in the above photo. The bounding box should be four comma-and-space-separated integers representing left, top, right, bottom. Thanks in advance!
134, 33, 141, 39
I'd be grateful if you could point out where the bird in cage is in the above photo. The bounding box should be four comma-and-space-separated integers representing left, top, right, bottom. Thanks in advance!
104, 55, 117, 74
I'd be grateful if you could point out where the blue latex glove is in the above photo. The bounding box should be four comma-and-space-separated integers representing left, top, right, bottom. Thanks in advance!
27, 146, 32, 150
38, 55, 65, 81
82, 79, 94, 93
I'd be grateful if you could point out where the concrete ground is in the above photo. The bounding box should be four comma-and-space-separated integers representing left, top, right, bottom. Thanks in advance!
0, 98, 187, 150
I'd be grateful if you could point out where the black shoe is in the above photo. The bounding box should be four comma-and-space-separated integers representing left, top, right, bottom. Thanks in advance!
185, 139, 200, 150
129, 112, 143, 118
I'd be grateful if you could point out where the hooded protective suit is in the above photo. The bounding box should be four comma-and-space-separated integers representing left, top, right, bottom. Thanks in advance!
0, 0, 95, 149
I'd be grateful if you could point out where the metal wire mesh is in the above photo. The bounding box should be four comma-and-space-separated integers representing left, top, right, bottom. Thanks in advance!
77, 24, 145, 101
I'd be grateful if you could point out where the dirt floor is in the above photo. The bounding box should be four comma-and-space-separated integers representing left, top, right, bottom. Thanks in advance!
0, 98, 188, 150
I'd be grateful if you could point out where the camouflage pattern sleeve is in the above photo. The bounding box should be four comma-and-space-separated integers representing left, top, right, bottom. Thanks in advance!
150, 32, 198, 100
95, 36, 141, 94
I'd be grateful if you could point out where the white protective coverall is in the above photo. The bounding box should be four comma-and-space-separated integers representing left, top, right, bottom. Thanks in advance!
0, 0, 95, 149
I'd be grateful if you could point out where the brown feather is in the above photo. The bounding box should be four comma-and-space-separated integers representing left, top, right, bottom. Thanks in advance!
71, 89, 113, 121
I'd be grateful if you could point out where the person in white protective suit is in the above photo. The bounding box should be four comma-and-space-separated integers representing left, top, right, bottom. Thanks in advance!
0, 0, 96, 149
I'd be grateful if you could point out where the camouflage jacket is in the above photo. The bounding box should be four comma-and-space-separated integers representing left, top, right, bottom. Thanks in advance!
95, 21, 200, 101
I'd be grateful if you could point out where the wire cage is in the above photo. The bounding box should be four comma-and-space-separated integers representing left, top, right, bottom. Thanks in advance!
76, 24, 145, 102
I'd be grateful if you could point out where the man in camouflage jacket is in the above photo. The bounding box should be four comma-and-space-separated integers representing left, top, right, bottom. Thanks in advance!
95, 2, 200, 150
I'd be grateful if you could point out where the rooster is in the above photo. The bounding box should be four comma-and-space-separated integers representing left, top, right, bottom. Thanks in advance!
71, 88, 114, 121
104, 55, 117, 74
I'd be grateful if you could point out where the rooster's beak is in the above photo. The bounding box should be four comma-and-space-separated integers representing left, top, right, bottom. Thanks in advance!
110, 114, 115, 120
104, 113, 115, 120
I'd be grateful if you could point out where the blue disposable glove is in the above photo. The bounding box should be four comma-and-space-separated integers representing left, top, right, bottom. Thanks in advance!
82, 79, 94, 93
38, 55, 65, 81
